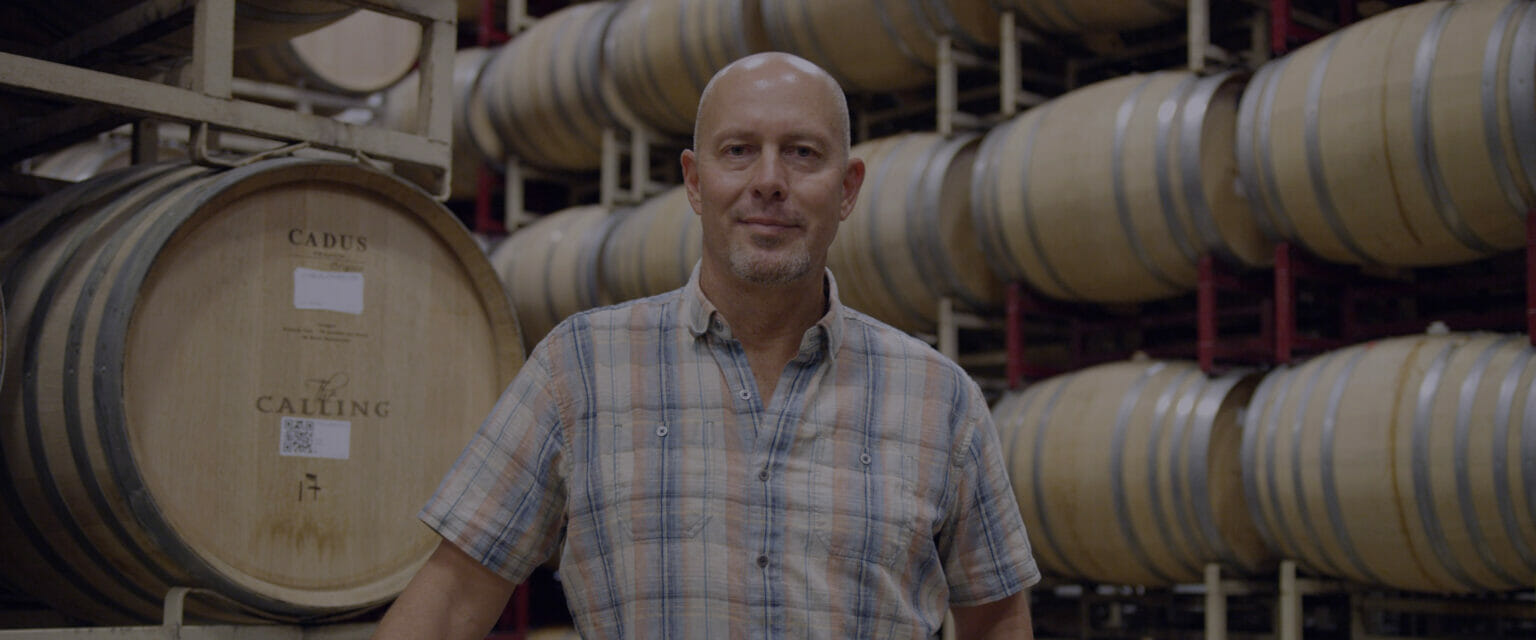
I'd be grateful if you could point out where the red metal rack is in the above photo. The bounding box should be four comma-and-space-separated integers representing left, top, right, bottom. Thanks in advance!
1003, 284, 1203, 388
471, 0, 511, 236
1004, 284, 1104, 387
479, 0, 512, 47
1196, 254, 1274, 373
1271, 0, 1357, 54
1007, 209, 1536, 384
474, 166, 508, 235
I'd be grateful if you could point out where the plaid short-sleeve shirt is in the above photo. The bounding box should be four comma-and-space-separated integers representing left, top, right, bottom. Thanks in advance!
421, 269, 1039, 638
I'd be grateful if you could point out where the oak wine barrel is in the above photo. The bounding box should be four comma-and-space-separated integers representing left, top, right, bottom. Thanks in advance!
990, 0, 1186, 34
829, 132, 1002, 334
382, 47, 504, 201
0, 159, 522, 624
480, 2, 621, 171
489, 205, 613, 351
234, 9, 422, 97
0, 1, 355, 59
972, 70, 1269, 303
600, 186, 701, 303
1235, 0, 1536, 267
994, 359, 1273, 586
1243, 332, 1536, 593
28, 136, 187, 183
602, 0, 770, 137
760, 0, 1002, 92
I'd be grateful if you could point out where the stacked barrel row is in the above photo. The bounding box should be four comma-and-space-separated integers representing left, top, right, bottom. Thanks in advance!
387, 0, 1192, 199
492, 0, 1536, 347
973, 0, 1536, 304
487, 187, 700, 352
0, 159, 522, 624
0, 1, 358, 58
486, 0, 1535, 336
0, 2, 426, 110
1234, 0, 1536, 267
992, 330, 1536, 594
977, 0, 1536, 596
488, 129, 1002, 351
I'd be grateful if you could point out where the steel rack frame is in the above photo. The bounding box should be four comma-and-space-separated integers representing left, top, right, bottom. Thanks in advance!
1008, 209, 1536, 385
0, 588, 377, 639
0, 0, 457, 198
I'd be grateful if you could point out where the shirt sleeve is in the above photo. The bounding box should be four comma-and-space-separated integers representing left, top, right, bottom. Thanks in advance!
938, 386, 1041, 607
418, 342, 567, 585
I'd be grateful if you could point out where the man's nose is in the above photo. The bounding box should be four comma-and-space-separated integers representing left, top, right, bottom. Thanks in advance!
750, 153, 787, 201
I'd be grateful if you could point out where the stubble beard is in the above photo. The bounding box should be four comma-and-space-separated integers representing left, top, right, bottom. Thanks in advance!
729, 236, 812, 286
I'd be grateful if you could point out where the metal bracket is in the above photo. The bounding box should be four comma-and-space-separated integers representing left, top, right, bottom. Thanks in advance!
0, 0, 455, 195
188, 123, 311, 168
162, 586, 199, 631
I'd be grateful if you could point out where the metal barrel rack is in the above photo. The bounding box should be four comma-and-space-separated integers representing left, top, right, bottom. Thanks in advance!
0, 0, 457, 199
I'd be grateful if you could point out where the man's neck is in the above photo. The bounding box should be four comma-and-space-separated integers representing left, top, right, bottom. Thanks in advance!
697, 264, 827, 352
699, 264, 827, 403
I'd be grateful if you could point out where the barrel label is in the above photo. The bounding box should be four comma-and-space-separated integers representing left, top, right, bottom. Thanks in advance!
279, 321, 373, 345
255, 372, 391, 419
279, 416, 351, 460
293, 267, 364, 315
288, 228, 367, 253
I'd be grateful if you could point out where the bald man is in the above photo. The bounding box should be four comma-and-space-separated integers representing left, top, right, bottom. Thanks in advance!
373, 53, 1039, 639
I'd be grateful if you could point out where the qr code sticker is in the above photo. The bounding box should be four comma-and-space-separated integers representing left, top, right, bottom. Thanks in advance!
281, 417, 316, 456
279, 416, 351, 459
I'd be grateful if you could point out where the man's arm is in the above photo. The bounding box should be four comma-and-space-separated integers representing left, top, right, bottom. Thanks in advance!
372, 540, 518, 640
950, 590, 1033, 639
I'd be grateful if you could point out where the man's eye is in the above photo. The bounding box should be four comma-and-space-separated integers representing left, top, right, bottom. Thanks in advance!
792, 147, 815, 158
725, 145, 748, 156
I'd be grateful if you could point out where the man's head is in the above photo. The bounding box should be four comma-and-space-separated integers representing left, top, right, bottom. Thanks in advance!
681, 52, 864, 289
692, 55, 852, 158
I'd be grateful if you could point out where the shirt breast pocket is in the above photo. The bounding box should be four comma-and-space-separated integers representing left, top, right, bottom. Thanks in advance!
609, 418, 712, 541
810, 438, 921, 567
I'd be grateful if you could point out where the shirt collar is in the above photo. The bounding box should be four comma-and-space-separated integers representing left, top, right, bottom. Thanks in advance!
681, 262, 845, 359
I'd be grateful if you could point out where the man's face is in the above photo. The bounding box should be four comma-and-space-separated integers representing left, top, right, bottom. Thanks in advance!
681, 59, 863, 287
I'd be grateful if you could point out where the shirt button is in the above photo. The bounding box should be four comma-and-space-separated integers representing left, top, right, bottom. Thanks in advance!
758, 469, 769, 481
756, 555, 769, 568
738, 389, 751, 400
860, 452, 872, 465
655, 425, 668, 437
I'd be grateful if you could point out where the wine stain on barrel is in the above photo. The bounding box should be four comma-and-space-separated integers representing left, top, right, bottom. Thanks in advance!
262, 511, 345, 559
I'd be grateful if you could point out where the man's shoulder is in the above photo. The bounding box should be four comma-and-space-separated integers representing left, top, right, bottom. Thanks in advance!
554, 289, 684, 335
838, 306, 973, 383
523, 291, 684, 367
838, 307, 992, 446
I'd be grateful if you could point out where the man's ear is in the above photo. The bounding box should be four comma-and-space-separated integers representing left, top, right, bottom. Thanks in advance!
839, 157, 866, 221
681, 148, 703, 216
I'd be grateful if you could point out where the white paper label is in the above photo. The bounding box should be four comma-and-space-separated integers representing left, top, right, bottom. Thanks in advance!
293, 268, 364, 315
279, 416, 351, 460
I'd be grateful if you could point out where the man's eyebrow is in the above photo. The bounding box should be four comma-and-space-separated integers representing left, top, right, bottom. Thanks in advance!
709, 128, 830, 144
